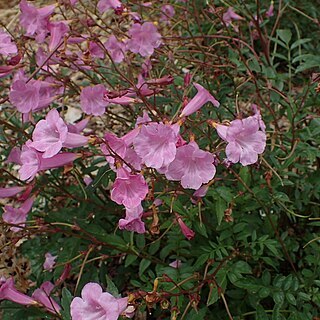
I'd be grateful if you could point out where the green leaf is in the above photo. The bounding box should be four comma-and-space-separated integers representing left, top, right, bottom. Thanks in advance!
269, 36, 287, 49
286, 292, 296, 305
233, 261, 252, 274
135, 234, 145, 249
258, 287, 271, 299
290, 38, 311, 50
256, 304, 269, 320
272, 303, 282, 320
139, 259, 151, 277
277, 29, 292, 44
125, 254, 138, 267
61, 287, 73, 320
206, 283, 219, 306
106, 275, 119, 296
273, 291, 285, 305
239, 166, 250, 188
215, 197, 227, 225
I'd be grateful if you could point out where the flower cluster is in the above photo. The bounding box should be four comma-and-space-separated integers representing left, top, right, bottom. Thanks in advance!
0, 1, 270, 319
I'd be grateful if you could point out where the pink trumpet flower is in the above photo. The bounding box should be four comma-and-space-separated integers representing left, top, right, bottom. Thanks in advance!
166, 141, 216, 190
0, 29, 18, 56
19, 140, 79, 181
222, 7, 244, 27
176, 215, 195, 240
133, 122, 178, 169
80, 84, 108, 116
180, 83, 219, 117
160, 5, 175, 23
0, 277, 37, 306
266, 3, 274, 17
0, 186, 25, 198
119, 204, 145, 233
111, 167, 148, 208
70, 282, 128, 320
32, 282, 61, 314
2, 197, 34, 232
97, 0, 122, 13
105, 35, 126, 63
30, 109, 88, 158
127, 22, 161, 57
48, 21, 69, 51
43, 252, 57, 271
19, 0, 55, 43
216, 112, 266, 166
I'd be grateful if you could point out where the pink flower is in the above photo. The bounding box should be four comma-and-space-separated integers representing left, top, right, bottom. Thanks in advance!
133, 123, 177, 169
0, 186, 25, 198
97, 0, 122, 13
80, 84, 108, 116
102, 132, 142, 171
104, 96, 137, 105
89, 41, 105, 59
30, 109, 88, 158
122, 128, 140, 146
127, 22, 161, 57
0, 65, 18, 78
166, 141, 216, 190
32, 282, 61, 314
19, 140, 79, 181
136, 110, 152, 126
48, 21, 69, 51
6, 147, 22, 164
10, 80, 41, 113
177, 216, 195, 240
252, 104, 266, 133
31, 109, 67, 158
2, 197, 34, 232
111, 167, 148, 208
180, 83, 219, 117
119, 204, 145, 233
0, 277, 37, 305
169, 260, 182, 268
67, 117, 90, 134
216, 114, 266, 166
193, 184, 209, 198
101, 132, 127, 167
43, 252, 57, 271
266, 3, 274, 17
83, 176, 93, 186
130, 75, 155, 97
105, 35, 126, 63
160, 5, 175, 23
19, 0, 55, 43
70, 282, 128, 320
0, 29, 18, 56
9, 74, 58, 115
222, 7, 244, 27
